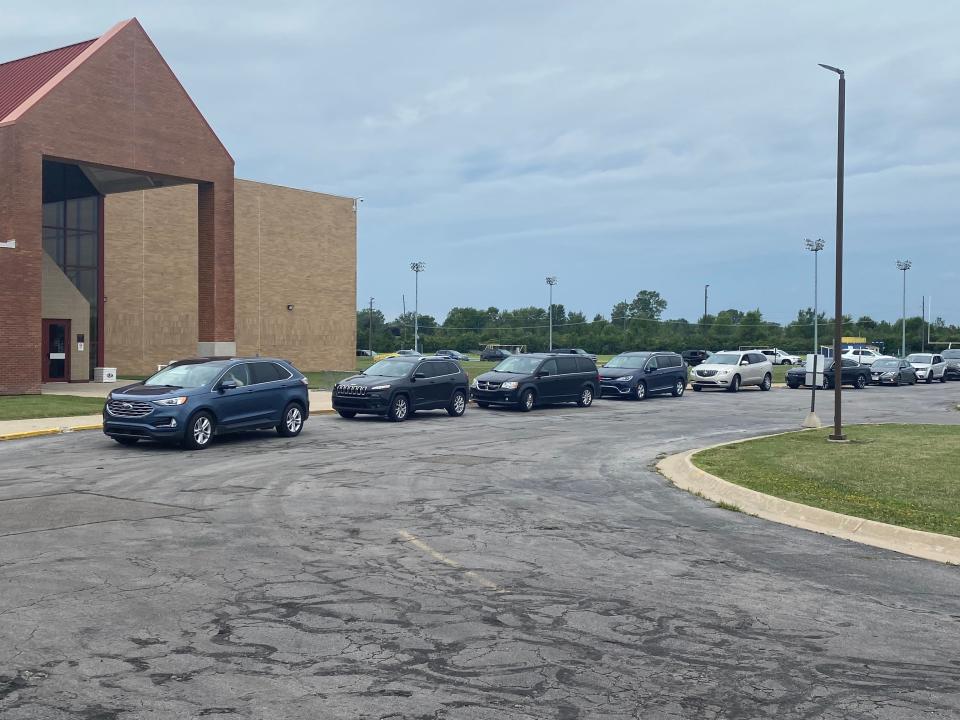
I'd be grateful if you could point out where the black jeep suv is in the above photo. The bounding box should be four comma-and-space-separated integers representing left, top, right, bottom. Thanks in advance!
471, 353, 599, 411
333, 356, 468, 422
599, 351, 687, 400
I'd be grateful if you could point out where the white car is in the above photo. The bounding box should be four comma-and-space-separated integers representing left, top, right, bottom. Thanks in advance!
759, 348, 801, 365
841, 348, 888, 366
690, 351, 774, 393
906, 353, 947, 384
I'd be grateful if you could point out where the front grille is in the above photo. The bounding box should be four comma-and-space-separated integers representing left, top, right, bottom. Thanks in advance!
697, 369, 718, 377
106, 400, 153, 418
336, 384, 368, 397
476, 380, 501, 391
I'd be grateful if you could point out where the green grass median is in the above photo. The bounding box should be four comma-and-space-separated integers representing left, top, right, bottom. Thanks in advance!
692, 424, 960, 537
0, 395, 105, 422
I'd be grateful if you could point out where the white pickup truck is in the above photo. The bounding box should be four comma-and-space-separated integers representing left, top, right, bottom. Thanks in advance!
758, 348, 802, 365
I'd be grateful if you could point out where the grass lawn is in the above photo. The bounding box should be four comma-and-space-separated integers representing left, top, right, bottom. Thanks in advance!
692, 424, 960, 537
0, 395, 105, 421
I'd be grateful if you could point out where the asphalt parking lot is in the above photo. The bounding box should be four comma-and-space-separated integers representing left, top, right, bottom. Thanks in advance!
2, 383, 959, 719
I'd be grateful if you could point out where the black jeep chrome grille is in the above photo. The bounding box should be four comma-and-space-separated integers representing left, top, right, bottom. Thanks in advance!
106, 400, 153, 418
336, 384, 368, 396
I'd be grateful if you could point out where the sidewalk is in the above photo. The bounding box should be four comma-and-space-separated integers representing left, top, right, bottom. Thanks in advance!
1, 388, 333, 441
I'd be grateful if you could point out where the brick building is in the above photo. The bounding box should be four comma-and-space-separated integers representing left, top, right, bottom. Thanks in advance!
0, 18, 356, 394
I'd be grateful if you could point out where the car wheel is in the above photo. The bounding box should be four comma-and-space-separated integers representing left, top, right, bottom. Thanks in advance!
692, 385, 702, 392
519, 388, 535, 412
671, 378, 685, 397
787, 381, 799, 389
854, 375, 867, 390
578, 386, 594, 407
447, 390, 467, 417
388, 394, 409, 422
184, 411, 215, 450
635, 382, 647, 400
277, 402, 304, 437
727, 375, 740, 393
112, 437, 139, 446
336, 410, 357, 418
926, 373, 933, 384
940, 373, 947, 383
476, 401, 490, 408
760, 373, 772, 391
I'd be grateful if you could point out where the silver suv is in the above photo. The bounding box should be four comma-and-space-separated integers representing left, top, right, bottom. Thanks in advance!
691, 351, 774, 393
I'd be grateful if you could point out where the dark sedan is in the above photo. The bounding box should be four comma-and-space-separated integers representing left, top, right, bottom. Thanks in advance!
480, 348, 512, 361
434, 349, 473, 362
869, 358, 917, 386
103, 357, 310, 449
786, 358, 870, 390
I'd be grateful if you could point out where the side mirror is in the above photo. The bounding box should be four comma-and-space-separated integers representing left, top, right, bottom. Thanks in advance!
219, 379, 238, 391
646, 367, 656, 373
413, 372, 427, 380
740, 360, 750, 366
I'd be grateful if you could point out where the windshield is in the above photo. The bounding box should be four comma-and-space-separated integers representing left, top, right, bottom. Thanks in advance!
906, 354, 933, 364
145, 362, 224, 388
363, 358, 415, 377
873, 359, 899, 369
493, 356, 542, 374
707, 353, 741, 365
944, 350, 960, 359
604, 353, 650, 369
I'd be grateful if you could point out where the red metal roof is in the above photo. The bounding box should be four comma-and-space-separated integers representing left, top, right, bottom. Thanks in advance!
0, 39, 96, 121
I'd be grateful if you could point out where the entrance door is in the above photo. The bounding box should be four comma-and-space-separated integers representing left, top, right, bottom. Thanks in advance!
42, 319, 71, 382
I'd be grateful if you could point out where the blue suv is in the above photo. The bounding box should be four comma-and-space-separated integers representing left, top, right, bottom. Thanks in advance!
103, 358, 310, 449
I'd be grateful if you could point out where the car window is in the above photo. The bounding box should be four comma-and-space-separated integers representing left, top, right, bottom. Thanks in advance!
364, 358, 416, 377
416, 362, 442, 378
538, 359, 558, 376
494, 356, 541, 374
575, 357, 595, 372
943, 350, 960, 359
222, 364, 250, 387
604, 354, 649, 369
145, 362, 224, 388
646, 356, 659, 371
841, 358, 856, 367
556, 357, 579, 374
441, 361, 459, 375
934, 356, 942, 364
709, 353, 741, 365
250, 361, 282, 384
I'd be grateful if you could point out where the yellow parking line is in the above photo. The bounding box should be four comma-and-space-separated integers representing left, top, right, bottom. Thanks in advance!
397, 529, 504, 593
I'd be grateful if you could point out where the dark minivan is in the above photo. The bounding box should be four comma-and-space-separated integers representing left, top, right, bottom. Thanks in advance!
103, 357, 310, 450
333, 356, 468, 422
599, 351, 687, 400
471, 353, 599, 411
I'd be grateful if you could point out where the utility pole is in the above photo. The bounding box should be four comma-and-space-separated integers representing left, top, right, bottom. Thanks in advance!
703, 284, 709, 321
401, 294, 406, 351
819, 62, 846, 442
921, 296, 925, 352
368, 297, 375, 356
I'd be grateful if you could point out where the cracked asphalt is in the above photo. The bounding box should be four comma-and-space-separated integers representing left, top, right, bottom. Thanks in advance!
1, 382, 959, 719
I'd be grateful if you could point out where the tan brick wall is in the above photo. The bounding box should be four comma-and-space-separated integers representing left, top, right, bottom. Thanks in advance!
104, 186, 199, 376
103, 180, 356, 376
40, 254, 90, 381
234, 179, 356, 372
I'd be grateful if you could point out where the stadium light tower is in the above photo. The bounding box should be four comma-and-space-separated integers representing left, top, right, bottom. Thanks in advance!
410, 261, 425, 352
803, 238, 825, 428
546, 276, 558, 350
897, 259, 912, 357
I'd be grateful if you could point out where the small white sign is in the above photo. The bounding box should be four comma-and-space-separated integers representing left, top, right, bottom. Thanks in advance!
49, 352, 66, 360
77, 342, 85, 352
0, 239, 16, 249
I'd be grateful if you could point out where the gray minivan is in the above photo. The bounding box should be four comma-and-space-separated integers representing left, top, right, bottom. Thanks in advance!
599, 351, 687, 400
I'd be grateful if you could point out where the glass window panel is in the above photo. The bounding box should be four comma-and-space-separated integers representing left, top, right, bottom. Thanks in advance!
66, 197, 97, 230
42, 201, 62, 227
66, 231, 97, 268
43, 228, 64, 264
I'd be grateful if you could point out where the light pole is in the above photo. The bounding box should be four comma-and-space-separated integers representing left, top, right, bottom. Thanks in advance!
803, 238, 825, 428
820, 62, 846, 442
410, 261, 425, 352
546, 276, 558, 350
368, 297, 375, 356
703, 284, 709, 321
897, 259, 911, 357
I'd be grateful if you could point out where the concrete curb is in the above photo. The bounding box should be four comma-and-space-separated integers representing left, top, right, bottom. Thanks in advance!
657, 436, 960, 565
0, 422, 103, 442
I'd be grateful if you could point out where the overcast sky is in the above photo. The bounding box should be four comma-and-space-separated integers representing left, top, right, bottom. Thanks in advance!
5, 1, 959, 325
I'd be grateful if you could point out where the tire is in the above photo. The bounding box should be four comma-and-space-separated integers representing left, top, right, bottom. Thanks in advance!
787, 382, 800, 389
727, 375, 741, 393
387, 394, 410, 422
112, 436, 139, 446
476, 401, 490, 408
184, 411, 215, 450
940, 373, 947, 383
337, 410, 357, 418
854, 375, 867, 390
277, 402, 304, 437
577, 386, 594, 407
780, 359, 790, 365
760, 373, 772, 391
692, 385, 702, 392
447, 390, 467, 417
671, 378, 685, 397
926, 373, 933, 384
519, 388, 535, 412
635, 382, 647, 400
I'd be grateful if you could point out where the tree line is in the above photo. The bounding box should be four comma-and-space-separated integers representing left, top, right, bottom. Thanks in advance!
357, 290, 958, 356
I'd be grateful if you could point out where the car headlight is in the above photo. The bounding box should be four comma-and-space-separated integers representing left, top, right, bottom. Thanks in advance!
154, 396, 188, 406
471, 378, 479, 388
501, 381, 519, 390
718, 369, 730, 375
615, 375, 633, 382
370, 384, 391, 391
